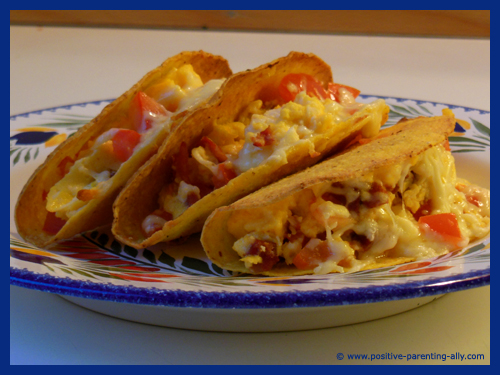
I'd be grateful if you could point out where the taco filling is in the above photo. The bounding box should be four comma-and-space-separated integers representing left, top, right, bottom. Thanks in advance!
224, 143, 490, 274
44, 64, 225, 233
141, 74, 385, 237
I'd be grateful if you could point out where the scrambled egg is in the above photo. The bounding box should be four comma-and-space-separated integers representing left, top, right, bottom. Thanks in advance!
227, 144, 490, 275
232, 92, 384, 173
47, 64, 223, 221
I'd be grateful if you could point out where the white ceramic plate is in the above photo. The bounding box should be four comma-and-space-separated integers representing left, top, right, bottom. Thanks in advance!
10, 96, 490, 332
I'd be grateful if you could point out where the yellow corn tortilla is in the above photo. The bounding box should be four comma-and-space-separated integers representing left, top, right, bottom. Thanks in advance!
15, 51, 232, 248
112, 51, 390, 248
200, 113, 456, 276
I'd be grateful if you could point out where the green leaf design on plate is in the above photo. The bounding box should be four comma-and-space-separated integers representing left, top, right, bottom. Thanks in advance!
463, 242, 486, 255
34, 147, 39, 160
142, 249, 157, 264
471, 118, 490, 138
123, 245, 138, 258
10, 147, 19, 156
37, 121, 88, 128
417, 104, 433, 115
34, 114, 92, 128
181, 257, 220, 276
60, 267, 73, 275
452, 149, 486, 153
13, 149, 22, 165
448, 136, 489, 147
158, 252, 176, 268
71, 269, 96, 279
24, 149, 31, 163
476, 135, 490, 142
212, 263, 228, 276
44, 264, 55, 272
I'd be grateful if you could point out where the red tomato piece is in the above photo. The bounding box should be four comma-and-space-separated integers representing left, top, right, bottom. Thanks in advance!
251, 127, 274, 147
129, 92, 168, 133
248, 240, 279, 273
327, 83, 361, 102
186, 192, 200, 206
279, 73, 328, 103
466, 195, 481, 207
199, 136, 227, 163
418, 213, 462, 246
443, 138, 451, 151
42, 211, 67, 235
212, 164, 237, 189
293, 241, 332, 270
76, 188, 99, 202
112, 129, 141, 162
57, 156, 74, 176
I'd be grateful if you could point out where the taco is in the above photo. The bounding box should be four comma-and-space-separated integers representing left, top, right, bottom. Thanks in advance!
15, 51, 232, 248
112, 51, 390, 248
201, 111, 490, 275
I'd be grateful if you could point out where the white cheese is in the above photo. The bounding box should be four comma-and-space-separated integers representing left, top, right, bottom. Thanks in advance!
164, 181, 200, 219
177, 79, 225, 113
232, 92, 366, 174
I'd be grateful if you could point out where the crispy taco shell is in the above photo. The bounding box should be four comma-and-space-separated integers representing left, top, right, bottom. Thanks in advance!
15, 51, 232, 248
112, 51, 389, 248
201, 113, 456, 276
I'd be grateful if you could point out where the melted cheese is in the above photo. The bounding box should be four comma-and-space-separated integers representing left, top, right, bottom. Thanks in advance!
232, 93, 384, 174
228, 144, 490, 274
46, 129, 123, 219
177, 79, 225, 113
47, 64, 222, 220
162, 181, 201, 219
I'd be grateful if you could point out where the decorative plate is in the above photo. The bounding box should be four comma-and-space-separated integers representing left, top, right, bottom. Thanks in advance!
10, 96, 490, 332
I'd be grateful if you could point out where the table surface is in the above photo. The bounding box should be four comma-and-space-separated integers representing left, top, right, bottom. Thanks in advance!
10, 25, 490, 365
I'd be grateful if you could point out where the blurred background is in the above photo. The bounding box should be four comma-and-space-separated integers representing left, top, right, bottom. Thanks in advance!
10, 10, 490, 38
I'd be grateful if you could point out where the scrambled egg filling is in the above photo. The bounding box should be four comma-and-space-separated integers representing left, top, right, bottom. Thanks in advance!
231, 92, 384, 173
46, 64, 223, 221
228, 145, 490, 274
155, 90, 386, 227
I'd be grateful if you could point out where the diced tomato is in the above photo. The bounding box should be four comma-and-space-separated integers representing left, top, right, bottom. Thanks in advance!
186, 192, 200, 206
293, 240, 332, 270
279, 73, 328, 103
248, 240, 279, 273
327, 83, 361, 102
199, 136, 227, 163
251, 127, 274, 147
129, 92, 168, 133
363, 182, 389, 208
443, 138, 451, 152
76, 188, 99, 201
173, 142, 192, 184
57, 156, 74, 176
42, 211, 67, 235
212, 164, 237, 189
418, 213, 463, 246
466, 195, 481, 207
111, 129, 141, 162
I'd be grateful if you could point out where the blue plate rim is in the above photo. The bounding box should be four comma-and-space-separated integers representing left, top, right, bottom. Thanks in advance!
9, 266, 490, 309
